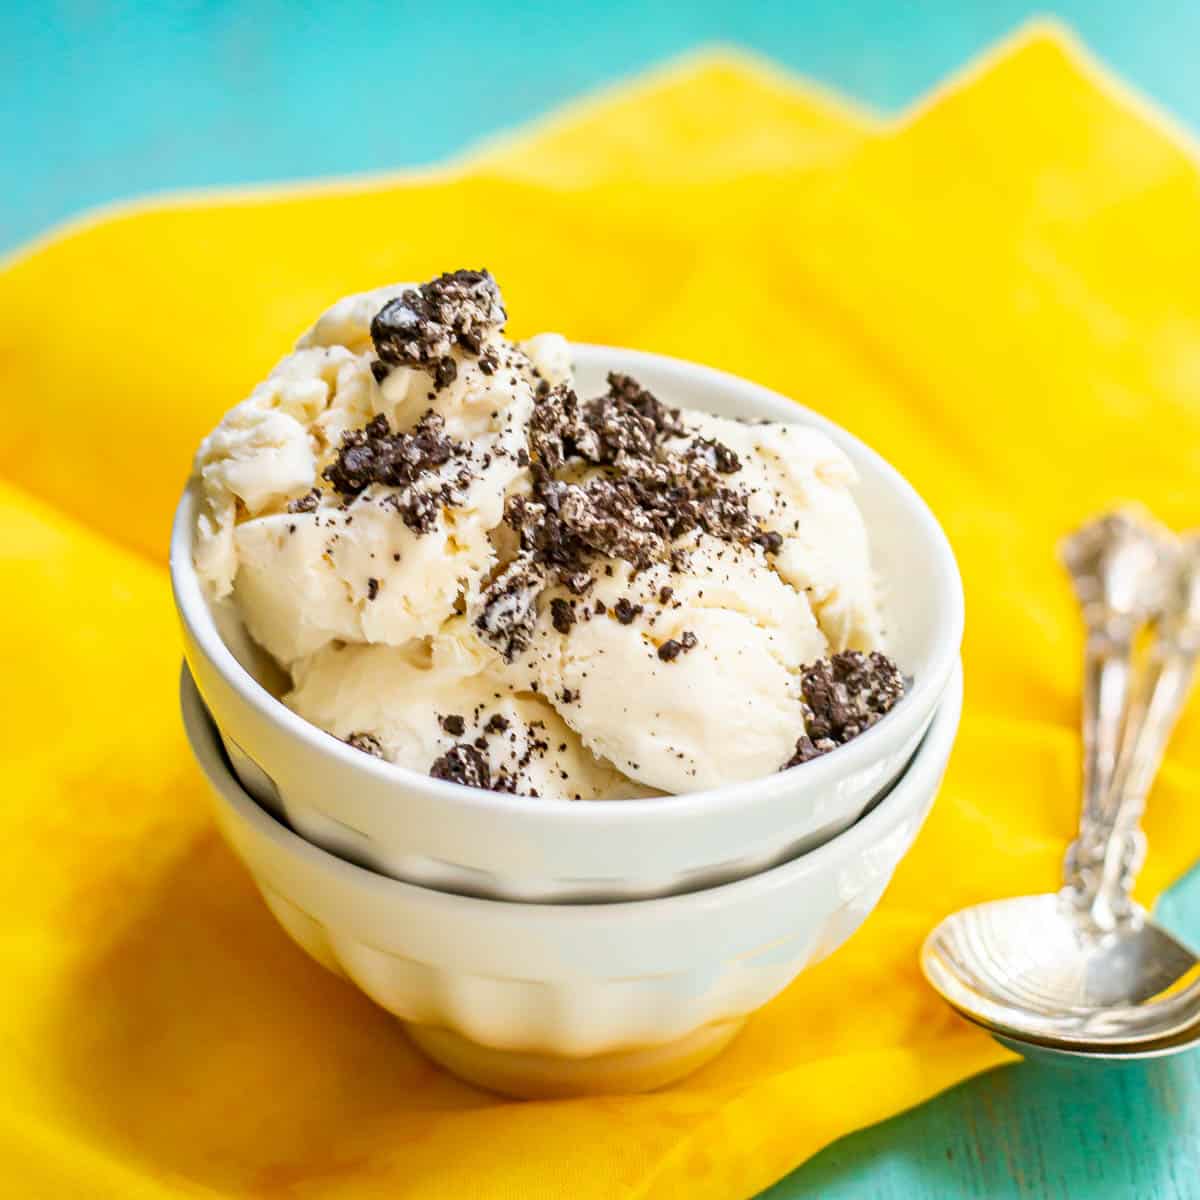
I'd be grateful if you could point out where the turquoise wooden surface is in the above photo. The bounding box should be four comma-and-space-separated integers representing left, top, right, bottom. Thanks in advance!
8, 3, 1200, 1196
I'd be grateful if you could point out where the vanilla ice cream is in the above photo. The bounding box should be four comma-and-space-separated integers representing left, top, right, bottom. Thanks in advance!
287, 639, 648, 800
193, 269, 903, 797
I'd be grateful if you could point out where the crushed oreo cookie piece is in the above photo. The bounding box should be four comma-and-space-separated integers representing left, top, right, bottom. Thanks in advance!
370, 269, 505, 391
526, 373, 683, 474
785, 735, 829, 766
366, 577, 379, 601
378, 486, 450, 535
754, 530, 784, 555
483, 713, 510, 734
430, 743, 491, 789
344, 731, 383, 757
688, 436, 740, 474
613, 598, 643, 625
549, 596, 576, 634
474, 559, 546, 658
563, 570, 592, 595
396, 490, 447, 534
472, 364, 787, 660
509, 380, 754, 563
657, 639, 682, 662
287, 488, 321, 514
782, 651, 906, 769
656, 630, 698, 662
439, 714, 466, 737
605, 372, 685, 439
324, 410, 473, 535
433, 356, 457, 390
324, 412, 459, 497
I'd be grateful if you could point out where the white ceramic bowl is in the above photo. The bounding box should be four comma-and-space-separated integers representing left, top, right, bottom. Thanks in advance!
182, 661, 962, 1097
171, 344, 964, 902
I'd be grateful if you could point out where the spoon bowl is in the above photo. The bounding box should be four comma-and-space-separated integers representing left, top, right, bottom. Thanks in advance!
949, 1000, 1200, 1064
922, 893, 1200, 1047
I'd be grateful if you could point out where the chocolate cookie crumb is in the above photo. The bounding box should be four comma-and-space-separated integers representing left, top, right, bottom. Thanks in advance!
366, 577, 379, 601
430, 743, 491, 789
613, 598, 642, 625
324, 412, 459, 498
605, 372, 685, 438
550, 597, 576, 634
474, 559, 545, 659
371, 269, 505, 391
345, 731, 383, 757
658, 585, 674, 605
657, 630, 698, 662
484, 713, 510, 734
785, 735, 829, 765
472, 363, 786, 662
439, 714, 466, 737
782, 651, 906, 769
287, 488, 321, 514
688, 436, 741, 474
324, 411, 469, 535
754, 530, 784, 555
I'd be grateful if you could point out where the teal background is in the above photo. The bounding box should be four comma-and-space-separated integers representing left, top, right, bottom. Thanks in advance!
7, 0, 1200, 253
8, 3, 1200, 1196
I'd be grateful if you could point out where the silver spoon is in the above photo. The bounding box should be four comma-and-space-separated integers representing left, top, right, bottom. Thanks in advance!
951, 1005, 1200, 1063
921, 514, 1200, 1055
1088, 532, 1200, 931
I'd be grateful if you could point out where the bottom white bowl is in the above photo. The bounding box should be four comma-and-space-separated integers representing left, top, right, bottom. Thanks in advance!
181, 663, 962, 1097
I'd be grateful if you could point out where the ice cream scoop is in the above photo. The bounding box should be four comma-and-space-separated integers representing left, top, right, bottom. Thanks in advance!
489, 537, 826, 792
287, 640, 649, 800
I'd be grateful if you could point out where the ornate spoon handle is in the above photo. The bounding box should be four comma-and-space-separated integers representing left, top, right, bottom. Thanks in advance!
1089, 537, 1200, 928
1059, 510, 1172, 918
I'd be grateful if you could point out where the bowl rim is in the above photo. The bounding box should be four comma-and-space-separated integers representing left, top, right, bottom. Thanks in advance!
170, 342, 964, 822
183, 660, 962, 916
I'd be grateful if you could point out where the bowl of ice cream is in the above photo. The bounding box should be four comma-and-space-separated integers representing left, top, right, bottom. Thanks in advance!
181, 660, 962, 1097
170, 271, 963, 900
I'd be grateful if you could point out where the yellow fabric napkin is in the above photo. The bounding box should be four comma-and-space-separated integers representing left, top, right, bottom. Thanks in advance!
2, 21, 1200, 1199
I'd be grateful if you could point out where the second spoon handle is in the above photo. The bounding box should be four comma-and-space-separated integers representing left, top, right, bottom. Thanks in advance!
1064, 615, 1138, 905
1060, 511, 1170, 915
1090, 540, 1200, 928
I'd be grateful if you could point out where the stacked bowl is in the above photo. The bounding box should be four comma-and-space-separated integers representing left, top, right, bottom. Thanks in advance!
172, 346, 965, 1097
